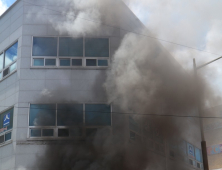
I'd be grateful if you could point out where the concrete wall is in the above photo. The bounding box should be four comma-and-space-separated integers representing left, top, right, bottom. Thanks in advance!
0, 0, 203, 170
0, 1, 24, 170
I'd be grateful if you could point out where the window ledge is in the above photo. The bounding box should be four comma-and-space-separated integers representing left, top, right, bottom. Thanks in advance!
0, 70, 17, 83
0, 140, 12, 147
30, 67, 110, 70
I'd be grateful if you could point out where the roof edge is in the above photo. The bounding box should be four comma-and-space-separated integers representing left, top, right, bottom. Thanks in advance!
0, 0, 21, 19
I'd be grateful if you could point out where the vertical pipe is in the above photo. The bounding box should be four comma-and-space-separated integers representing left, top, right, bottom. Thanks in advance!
193, 58, 209, 170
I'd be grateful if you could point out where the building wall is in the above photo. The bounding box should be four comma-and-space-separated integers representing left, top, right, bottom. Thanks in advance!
203, 105, 222, 170
0, 0, 203, 170
0, 0, 24, 170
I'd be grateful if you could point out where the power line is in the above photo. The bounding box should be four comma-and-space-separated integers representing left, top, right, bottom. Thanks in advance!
2, 105, 222, 119
22, 0, 221, 56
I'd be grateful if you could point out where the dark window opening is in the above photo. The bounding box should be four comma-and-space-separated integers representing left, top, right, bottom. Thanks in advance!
58, 129, 69, 137
60, 59, 70, 66
72, 59, 82, 66
86, 59, 97, 66
3, 68, 9, 77
45, 59, 56, 66
0, 135, 4, 143
5, 132, 11, 141
42, 129, 54, 137
31, 129, 41, 137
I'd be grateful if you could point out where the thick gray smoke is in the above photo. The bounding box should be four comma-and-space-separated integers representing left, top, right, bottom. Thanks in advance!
22, 0, 221, 169
123, 0, 222, 105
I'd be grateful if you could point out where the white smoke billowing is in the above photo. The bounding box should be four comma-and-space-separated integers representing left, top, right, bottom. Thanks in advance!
47, 0, 103, 36
123, 0, 222, 107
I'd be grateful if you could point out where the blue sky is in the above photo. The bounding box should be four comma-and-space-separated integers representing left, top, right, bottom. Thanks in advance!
2, 0, 16, 7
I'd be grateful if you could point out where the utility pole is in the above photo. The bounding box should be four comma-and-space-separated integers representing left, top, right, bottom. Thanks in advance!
193, 56, 222, 170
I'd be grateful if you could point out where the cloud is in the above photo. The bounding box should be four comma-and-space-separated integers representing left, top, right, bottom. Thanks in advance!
0, 0, 7, 16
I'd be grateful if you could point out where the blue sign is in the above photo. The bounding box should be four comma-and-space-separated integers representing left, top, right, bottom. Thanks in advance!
3, 113, 10, 127
187, 143, 195, 158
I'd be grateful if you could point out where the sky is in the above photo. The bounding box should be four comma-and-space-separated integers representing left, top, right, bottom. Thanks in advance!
0, 0, 16, 15
1, 0, 222, 108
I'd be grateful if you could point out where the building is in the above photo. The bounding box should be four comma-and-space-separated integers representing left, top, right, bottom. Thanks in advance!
0, 0, 204, 169
203, 105, 222, 170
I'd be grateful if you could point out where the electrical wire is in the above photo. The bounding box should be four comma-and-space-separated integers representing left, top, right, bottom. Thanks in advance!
21, 0, 221, 56
1, 1, 220, 119
1, 105, 222, 119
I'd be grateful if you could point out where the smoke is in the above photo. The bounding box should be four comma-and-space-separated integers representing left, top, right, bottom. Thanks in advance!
22, 0, 222, 169
123, 0, 222, 106
105, 31, 201, 115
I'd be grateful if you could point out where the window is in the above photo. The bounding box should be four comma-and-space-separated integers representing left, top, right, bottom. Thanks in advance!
5, 42, 18, 67
45, 59, 56, 66
32, 37, 109, 68
28, 103, 111, 138
86, 59, 97, 66
33, 59, 44, 66
195, 147, 202, 163
57, 104, 83, 126
0, 53, 3, 70
189, 159, 193, 165
29, 104, 56, 126
59, 37, 83, 57
0, 108, 13, 144
72, 59, 82, 66
168, 139, 203, 167
85, 104, 111, 126
60, 59, 70, 66
85, 38, 109, 57
32, 37, 57, 56
0, 42, 18, 80
98, 60, 108, 66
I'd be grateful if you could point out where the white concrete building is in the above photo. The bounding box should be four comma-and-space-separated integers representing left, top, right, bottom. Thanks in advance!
0, 0, 204, 169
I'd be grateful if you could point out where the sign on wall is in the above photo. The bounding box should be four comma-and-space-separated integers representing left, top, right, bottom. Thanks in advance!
187, 143, 195, 158
3, 113, 10, 127
207, 144, 222, 155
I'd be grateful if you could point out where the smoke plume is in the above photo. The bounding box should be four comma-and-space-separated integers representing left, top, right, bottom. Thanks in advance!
22, 0, 222, 169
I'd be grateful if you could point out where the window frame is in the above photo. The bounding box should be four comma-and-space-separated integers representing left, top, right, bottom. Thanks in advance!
27, 103, 112, 140
168, 138, 203, 169
31, 36, 110, 69
0, 40, 18, 81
